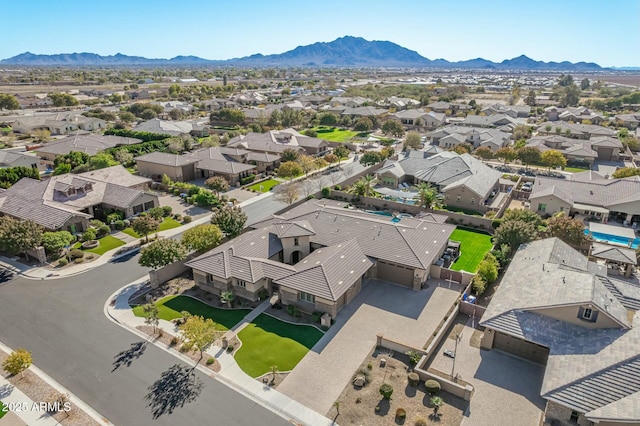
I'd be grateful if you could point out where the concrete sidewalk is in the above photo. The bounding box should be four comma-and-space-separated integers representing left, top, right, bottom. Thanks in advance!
0, 193, 272, 281
0, 341, 112, 426
105, 280, 336, 426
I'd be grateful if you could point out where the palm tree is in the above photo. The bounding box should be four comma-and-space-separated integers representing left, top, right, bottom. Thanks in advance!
431, 395, 443, 416
220, 292, 234, 308
359, 175, 376, 198
415, 182, 442, 209
350, 180, 368, 197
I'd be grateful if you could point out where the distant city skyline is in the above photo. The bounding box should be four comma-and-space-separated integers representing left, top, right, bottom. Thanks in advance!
4, 0, 639, 67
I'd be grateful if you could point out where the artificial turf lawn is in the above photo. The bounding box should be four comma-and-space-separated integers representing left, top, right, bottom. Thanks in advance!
312, 126, 365, 142
248, 179, 280, 192
132, 295, 249, 331
449, 228, 493, 272
235, 314, 324, 378
123, 217, 182, 238
72, 235, 125, 255
0, 401, 6, 419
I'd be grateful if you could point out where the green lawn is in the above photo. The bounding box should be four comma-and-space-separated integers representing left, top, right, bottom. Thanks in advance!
442, 205, 484, 216
235, 314, 324, 378
564, 166, 590, 173
123, 217, 182, 238
449, 228, 493, 272
72, 235, 125, 255
132, 295, 249, 331
312, 126, 367, 142
248, 179, 280, 192
0, 401, 7, 419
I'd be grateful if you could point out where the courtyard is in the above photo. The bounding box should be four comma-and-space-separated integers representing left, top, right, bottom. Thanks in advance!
449, 228, 493, 272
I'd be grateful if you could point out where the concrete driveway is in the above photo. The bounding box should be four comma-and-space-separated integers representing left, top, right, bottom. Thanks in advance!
158, 194, 211, 219
430, 320, 546, 426
277, 278, 462, 415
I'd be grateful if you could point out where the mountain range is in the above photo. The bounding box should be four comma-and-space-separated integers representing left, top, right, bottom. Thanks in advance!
0, 36, 605, 71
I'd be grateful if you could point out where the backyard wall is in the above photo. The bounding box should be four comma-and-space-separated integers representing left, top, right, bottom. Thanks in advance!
376, 334, 426, 356
149, 251, 198, 287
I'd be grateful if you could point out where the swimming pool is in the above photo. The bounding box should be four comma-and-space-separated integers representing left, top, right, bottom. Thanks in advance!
366, 210, 402, 223
585, 230, 640, 249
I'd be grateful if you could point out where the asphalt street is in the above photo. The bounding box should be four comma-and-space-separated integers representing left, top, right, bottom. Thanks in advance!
0, 161, 369, 425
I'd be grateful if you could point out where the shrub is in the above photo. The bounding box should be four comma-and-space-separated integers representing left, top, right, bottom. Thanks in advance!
355, 397, 362, 404
425, 379, 441, 394
114, 220, 125, 230
169, 337, 179, 346
82, 228, 96, 242
173, 189, 180, 195
311, 311, 323, 323
379, 383, 394, 400
396, 408, 407, 419
162, 205, 172, 216
407, 350, 422, 365
174, 214, 182, 221
182, 215, 192, 224
367, 363, 372, 370
58, 258, 68, 266
148, 207, 165, 220
492, 219, 502, 229
334, 184, 341, 190
69, 249, 84, 259
226, 345, 234, 352
287, 304, 295, 316
321, 187, 331, 198
414, 417, 427, 426
86, 253, 95, 260
375, 406, 381, 413
97, 224, 111, 238
180, 342, 193, 353
206, 357, 215, 365
123, 219, 131, 227
106, 212, 123, 224
240, 174, 256, 185
407, 372, 420, 387
74, 257, 84, 264
90, 219, 105, 228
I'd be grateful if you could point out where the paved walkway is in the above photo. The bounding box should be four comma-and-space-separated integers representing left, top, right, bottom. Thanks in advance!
0, 341, 111, 426
106, 280, 335, 426
277, 278, 462, 416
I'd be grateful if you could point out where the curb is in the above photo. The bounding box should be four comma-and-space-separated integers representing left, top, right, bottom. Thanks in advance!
0, 341, 114, 426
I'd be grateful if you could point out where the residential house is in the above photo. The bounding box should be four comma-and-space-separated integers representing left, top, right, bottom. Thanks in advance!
537, 121, 616, 140
0, 151, 39, 169
615, 113, 640, 130
154, 101, 195, 114
526, 135, 623, 165
35, 134, 141, 162
227, 129, 329, 156
481, 104, 531, 118
481, 238, 640, 426
133, 118, 208, 137
378, 96, 421, 110
426, 125, 510, 151
393, 110, 445, 129
558, 106, 606, 125
457, 114, 520, 132
11, 113, 107, 135
187, 200, 455, 317
0, 165, 157, 232
426, 101, 472, 115
329, 96, 372, 108
528, 172, 640, 223
134, 152, 200, 182
375, 151, 502, 212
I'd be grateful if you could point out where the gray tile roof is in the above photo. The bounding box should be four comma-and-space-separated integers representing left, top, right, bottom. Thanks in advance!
77, 165, 150, 188
133, 118, 193, 136
586, 390, 640, 422
227, 129, 327, 154
35, 134, 141, 157
272, 221, 315, 238
246, 152, 280, 163
195, 159, 255, 174
0, 151, 39, 168
591, 243, 637, 265
134, 152, 200, 167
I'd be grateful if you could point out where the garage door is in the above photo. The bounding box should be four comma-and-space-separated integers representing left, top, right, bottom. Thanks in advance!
377, 260, 414, 287
493, 332, 549, 365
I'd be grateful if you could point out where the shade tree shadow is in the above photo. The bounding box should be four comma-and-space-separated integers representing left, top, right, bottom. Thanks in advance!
145, 364, 204, 419
111, 341, 147, 372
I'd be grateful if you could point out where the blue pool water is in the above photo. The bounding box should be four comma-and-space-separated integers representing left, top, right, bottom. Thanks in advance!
366, 210, 402, 223
585, 230, 640, 249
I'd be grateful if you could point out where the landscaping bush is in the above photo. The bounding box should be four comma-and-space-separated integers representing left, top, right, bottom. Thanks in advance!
139, 212, 147, 217
414, 417, 427, 426
311, 311, 323, 323
226, 345, 234, 352
69, 249, 84, 259
287, 304, 295, 316
114, 220, 125, 230
173, 189, 180, 196
182, 215, 192, 224
379, 383, 394, 400
162, 206, 172, 216
96, 224, 111, 238
58, 258, 68, 266
188, 186, 201, 196
425, 379, 441, 394
407, 372, 420, 387
148, 207, 165, 220
90, 219, 105, 228
169, 337, 179, 346
240, 174, 256, 185
123, 219, 131, 228
86, 254, 95, 260
334, 185, 341, 190
82, 228, 96, 242
321, 187, 331, 198
396, 408, 407, 419
174, 214, 182, 221
106, 212, 123, 224
491, 219, 502, 229
73, 257, 84, 264
206, 357, 215, 365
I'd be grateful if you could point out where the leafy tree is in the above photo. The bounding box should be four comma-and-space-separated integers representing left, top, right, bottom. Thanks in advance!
314, 157, 328, 169
0, 217, 43, 257
138, 238, 186, 269
193, 190, 218, 206
304, 129, 317, 138
114, 149, 134, 165
546, 213, 589, 248
471, 274, 487, 295
415, 182, 442, 209
318, 112, 339, 126
477, 253, 499, 283
181, 224, 223, 252
612, 167, 640, 179
558, 74, 574, 87
404, 131, 422, 150
517, 146, 541, 168
89, 153, 118, 170
380, 146, 395, 159
119, 111, 136, 123
204, 176, 229, 195
211, 205, 247, 238
323, 153, 338, 164
379, 383, 394, 400
0, 166, 40, 188
132, 215, 160, 243
277, 161, 303, 179
502, 208, 545, 229
494, 220, 538, 252
541, 149, 567, 170
33, 129, 51, 142
142, 303, 160, 333
0, 93, 20, 110
474, 147, 494, 160
333, 146, 350, 168
580, 78, 590, 90
359, 151, 383, 166
274, 182, 301, 205
210, 108, 245, 123
49, 92, 79, 107
200, 135, 221, 148
179, 315, 218, 361
513, 125, 531, 141
452, 143, 473, 154
297, 155, 316, 176
381, 119, 405, 137
353, 117, 373, 132
41, 231, 74, 254
352, 175, 376, 197
495, 147, 517, 165
2, 349, 32, 378
524, 90, 537, 106
280, 148, 300, 163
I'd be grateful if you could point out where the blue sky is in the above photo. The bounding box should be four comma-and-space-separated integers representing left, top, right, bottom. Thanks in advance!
4, 0, 639, 67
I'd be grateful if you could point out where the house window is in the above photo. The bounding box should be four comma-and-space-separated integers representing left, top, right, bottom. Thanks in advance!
294, 237, 299, 246
236, 280, 246, 288
559, 207, 564, 212
569, 410, 579, 423
582, 308, 592, 320
207, 274, 213, 282
471, 198, 475, 204
537, 203, 547, 213
299, 292, 315, 304
456, 195, 461, 202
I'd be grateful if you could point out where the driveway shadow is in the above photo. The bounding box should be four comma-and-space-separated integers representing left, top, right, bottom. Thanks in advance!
111, 341, 147, 372
0, 383, 14, 399
145, 364, 204, 419
0, 268, 15, 284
